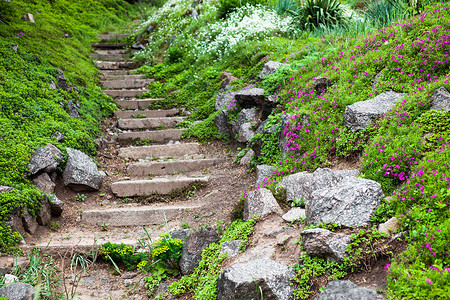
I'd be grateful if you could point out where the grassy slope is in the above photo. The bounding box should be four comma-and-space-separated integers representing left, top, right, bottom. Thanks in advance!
0, 0, 138, 253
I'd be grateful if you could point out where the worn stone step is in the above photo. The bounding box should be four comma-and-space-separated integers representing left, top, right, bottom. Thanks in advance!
102, 74, 146, 81
92, 53, 129, 61
92, 42, 128, 49
115, 98, 162, 109
103, 89, 148, 98
111, 176, 208, 197
118, 129, 184, 143
96, 33, 129, 42
118, 143, 200, 160
102, 79, 153, 89
127, 158, 219, 177
114, 109, 179, 119
94, 61, 136, 70
82, 205, 199, 226
118, 116, 186, 130
100, 69, 138, 76
95, 49, 130, 55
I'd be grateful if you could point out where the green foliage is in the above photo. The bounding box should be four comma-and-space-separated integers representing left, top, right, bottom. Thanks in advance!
151, 234, 183, 270
336, 127, 375, 157
99, 242, 148, 271
365, 0, 409, 27
286, 0, 347, 30
217, 0, 269, 18
167, 46, 184, 64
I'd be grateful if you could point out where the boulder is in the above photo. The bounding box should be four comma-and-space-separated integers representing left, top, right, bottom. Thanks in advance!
233, 108, 257, 134
67, 100, 80, 118
179, 227, 219, 275
277, 168, 359, 204
378, 217, 399, 234
258, 61, 289, 80
316, 280, 384, 300
49, 194, 64, 217
300, 228, 351, 262
255, 164, 275, 186
32, 173, 55, 194
63, 148, 102, 191
237, 123, 255, 143
217, 259, 295, 300
22, 13, 35, 23
243, 188, 282, 220
234, 88, 265, 109
215, 91, 234, 111
22, 208, 38, 234
0, 282, 35, 300
36, 196, 52, 226
282, 207, 306, 223
28, 143, 63, 175
343, 91, 405, 131
220, 240, 242, 258
240, 149, 254, 166
307, 177, 384, 228
430, 86, 450, 111
313, 77, 331, 95
214, 112, 230, 135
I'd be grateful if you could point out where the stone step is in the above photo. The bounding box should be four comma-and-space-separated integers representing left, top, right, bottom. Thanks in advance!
100, 69, 138, 76
118, 129, 184, 143
118, 143, 200, 159
92, 53, 129, 61
127, 158, 220, 177
111, 176, 208, 197
102, 79, 153, 89
103, 89, 148, 98
114, 109, 179, 119
95, 49, 130, 55
102, 74, 146, 81
94, 61, 136, 70
82, 204, 200, 226
115, 98, 162, 109
96, 33, 129, 42
118, 116, 186, 130
92, 42, 128, 49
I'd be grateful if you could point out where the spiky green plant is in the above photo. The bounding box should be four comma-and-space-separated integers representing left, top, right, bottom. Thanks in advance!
285, 0, 347, 30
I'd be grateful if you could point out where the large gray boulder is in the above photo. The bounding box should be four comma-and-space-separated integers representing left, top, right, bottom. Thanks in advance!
237, 123, 255, 143
215, 91, 234, 111
277, 168, 359, 204
430, 86, 450, 111
179, 227, 219, 275
256, 164, 275, 186
300, 228, 350, 262
63, 148, 102, 191
28, 143, 63, 175
316, 280, 384, 300
258, 61, 289, 80
307, 177, 384, 228
32, 173, 55, 194
0, 282, 35, 300
343, 91, 405, 131
235, 88, 265, 109
217, 259, 295, 300
243, 188, 282, 220
214, 112, 230, 135
233, 108, 257, 134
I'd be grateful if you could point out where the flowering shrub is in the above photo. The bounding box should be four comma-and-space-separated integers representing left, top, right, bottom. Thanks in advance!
151, 233, 183, 270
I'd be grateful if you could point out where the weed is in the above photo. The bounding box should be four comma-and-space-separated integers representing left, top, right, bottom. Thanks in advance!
48, 220, 60, 231
180, 222, 191, 229
74, 194, 86, 202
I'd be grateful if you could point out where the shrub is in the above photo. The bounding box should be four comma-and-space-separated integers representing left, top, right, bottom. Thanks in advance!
285, 0, 347, 30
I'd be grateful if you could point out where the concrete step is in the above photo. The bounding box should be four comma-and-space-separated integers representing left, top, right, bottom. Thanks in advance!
95, 49, 130, 55
102, 79, 153, 89
92, 42, 128, 49
92, 53, 129, 61
118, 143, 200, 160
96, 33, 129, 42
94, 61, 136, 70
103, 89, 148, 98
118, 129, 184, 143
100, 69, 138, 76
127, 158, 220, 177
111, 176, 208, 197
118, 116, 186, 130
114, 109, 179, 119
82, 204, 200, 226
102, 74, 146, 81
115, 98, 162, 109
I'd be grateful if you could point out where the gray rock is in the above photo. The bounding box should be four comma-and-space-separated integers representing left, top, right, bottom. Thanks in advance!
313, 77, 331, 95
255, 120, 276, 135
316, 280, 384, 300
4, 274, 18, 284
214, 112, 230, 135
169, 35, 177, 47
220, 240, 242, 258
372, 68, 386, 89
255, 164, 275, 186
49, 194, 63, 217
10, 44, 18, 53
240, 149, 254, 166
131, 41, 146, 50
63, 148, 102, 191
28, 143, 63, 175
282, 207, 306, 223
279, 113, 292, 158
215, 91, 234, 111
0, 185, 15, 193
244, 188, 282, 221
217, 259, 295, 300
258, 61, 289, 80
121, 272, 138, 279
220, 73, 238, 89
307, 177, 384, 228
49, 81, 58, 90
0, 282, 35, 300
430, 86, 450, 111
301, 228, 350, 262
179, 227, 219, 275
5, 208, 26, 237
233, 108, 257, 134
344, 91, 405, 131
32, 173, 55, 194
51, 131, 65, 142
67, 100, 80, 118
235, 88, 265, 108
22, 208, 38, 235
36, 196, 52, 226
22, 13, 35, 23
237, 123, 255, 143
169, 228, 191, 242
378, 217, 399, 234
56, 74, 73, 91
191, 9, 199, 19
277, 168, 359, 204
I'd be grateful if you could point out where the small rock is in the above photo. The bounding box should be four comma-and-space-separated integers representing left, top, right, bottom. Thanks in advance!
64, 33, 70, 38
63, 148, 102, 191
10, 44, 18, 53
372, 68, 385, 89
237, 123, 254, 143
255, 164, 275, 186
4, 274, 18, 284
22, 13, 35, 23
0, 185, 15, 193
220, 240, 242, 258
131, 41, 146, 50
191, 9, 199, 19
124, 279, 133, 286
49, 194, 63, 217
233, 108, 257, 135
67, 100, 80, 118
313, 77, 331, 95
28, 143, 63, 175
22, 208, 38, 235
243, 188, 282, 221
316, 280, 384, 300
32, 173, 55, 194
214, 112, 230, 135
121, 272, 138, 279
378, 217, 399, 234
219, 72, 238, 89
5, 208, 26, 237
258, 61, 289, 80
169, 35, 177, 47
36, 196, 52, 226
430, 86, 450, 111
282, 207, 306, 223
0, 282, 35, 300
51, 131, 65, 142
239, 149, 254, 166
300, 228, 351, 262
169, 228, 191, 242
215, 91, 234, 111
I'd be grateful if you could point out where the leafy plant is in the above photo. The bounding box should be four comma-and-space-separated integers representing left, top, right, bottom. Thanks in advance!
285, 0, 347, 30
